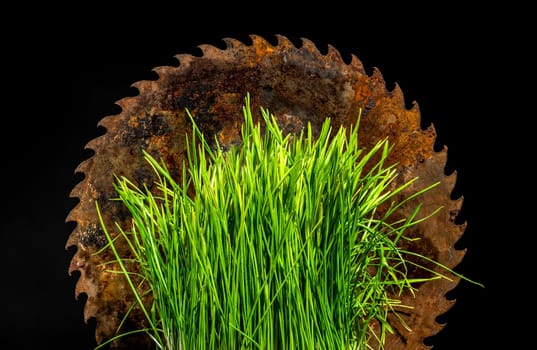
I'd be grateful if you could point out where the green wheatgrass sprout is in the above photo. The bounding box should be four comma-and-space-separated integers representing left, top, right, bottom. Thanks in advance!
95, 94, 471, 349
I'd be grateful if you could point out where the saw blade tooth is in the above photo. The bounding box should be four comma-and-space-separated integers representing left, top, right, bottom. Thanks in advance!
349, 53, 365, 71
65, 208, 78, 225
175, 53, 196, 66
85, 134, 106, 153
446, 248, 466, 269
83, 294, 98, 323
389, 83, 406, 108
152, 65, 175, 78
274, 34, 293, 49
131, 80, 155, 94
198, 43, 223, 57
371, 66, 387, 85
409, 99, 420, 113
449, 195, 464, 215
300, 37, 322, 57
115, 96, 137, 110
326, 43, 344, 63
249, 34, 268, 46
222, 37, 244, 49
65, 226, 80, 250
69, 249, 85, 275
437, 143, 448, 160
96, 114, 116, 130
66, 192, 82, 213
453, 218, 468, 238
427, 123, 438, 145
74, 159, 91, 176
444, 168, 458, 194
430, 291, 457, 322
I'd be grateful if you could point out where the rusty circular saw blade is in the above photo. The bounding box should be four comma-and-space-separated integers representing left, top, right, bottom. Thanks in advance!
66, 34, 466, 349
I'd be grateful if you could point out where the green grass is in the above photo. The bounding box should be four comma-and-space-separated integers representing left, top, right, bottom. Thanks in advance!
95, 94, 473, 349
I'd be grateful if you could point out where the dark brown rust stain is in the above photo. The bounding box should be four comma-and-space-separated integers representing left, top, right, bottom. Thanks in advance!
67, 34, 467, 349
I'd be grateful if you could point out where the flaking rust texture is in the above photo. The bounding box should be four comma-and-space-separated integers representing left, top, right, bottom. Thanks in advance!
66, 34, 466, 349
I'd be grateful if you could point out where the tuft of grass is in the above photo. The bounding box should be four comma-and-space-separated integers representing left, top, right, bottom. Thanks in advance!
95, 94, 479, 349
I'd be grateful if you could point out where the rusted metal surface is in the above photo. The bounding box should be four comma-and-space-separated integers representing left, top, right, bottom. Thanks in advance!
66, 34, 466, 349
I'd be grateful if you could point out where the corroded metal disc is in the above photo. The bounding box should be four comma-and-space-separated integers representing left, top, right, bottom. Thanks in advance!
66, 34, 466, 349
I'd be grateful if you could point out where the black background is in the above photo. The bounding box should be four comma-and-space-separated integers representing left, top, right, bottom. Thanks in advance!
1, 3, 527, 349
